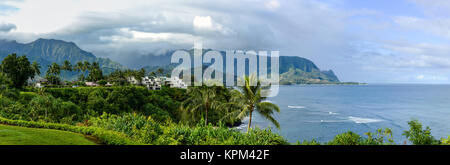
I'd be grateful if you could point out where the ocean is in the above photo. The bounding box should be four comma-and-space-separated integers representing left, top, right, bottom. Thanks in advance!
237, 84, 450, 144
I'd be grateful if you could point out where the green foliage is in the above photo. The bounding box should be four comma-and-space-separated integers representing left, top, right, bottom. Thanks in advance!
403, 119, 440, 145
86, 62, 103, 82
0, 84, 20, 100
28, 94, 81, 123
364, 128, 395, 145
19, 92, 37, 102
0, 72, 12, 87
181, 85, 227, 125
142, 103, 171, 122
327, 131, 362, 145
0, 54, 36, 88
441, 136, 450, 145
98, 80, 107, 86
89, 113, 288, 145
295, 139, 321, 145
229, 75, 281, 132
46, 62, 61, 85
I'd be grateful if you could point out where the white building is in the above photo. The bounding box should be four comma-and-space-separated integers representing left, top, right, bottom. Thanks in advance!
140, 76, 187, 90
141, 76, 161, 90
85, 82, 98, 87
165, 76, 187, 89
127, 76, 140, 85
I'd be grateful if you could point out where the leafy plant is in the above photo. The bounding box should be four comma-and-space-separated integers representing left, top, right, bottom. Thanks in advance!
402, 120, 440, 145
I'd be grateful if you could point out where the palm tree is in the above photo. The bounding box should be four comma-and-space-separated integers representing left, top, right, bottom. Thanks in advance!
83, 61, 91, 71
74, 61, 83, 72
149, 71, 156, 78
181, 85, 226, 126
157, 68, 164, 76
31, 61, 41, 76
62, 60, 72, 72
46, 62, 61, 85
230, 75, 280, 132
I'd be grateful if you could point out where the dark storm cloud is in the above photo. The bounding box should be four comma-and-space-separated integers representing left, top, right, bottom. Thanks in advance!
0, 23, 16, 32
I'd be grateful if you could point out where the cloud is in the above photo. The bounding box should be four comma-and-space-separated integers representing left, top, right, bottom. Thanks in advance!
0, 0, 352, 70
394, 16, 450, 39
0, 23, 16, 32
193, 16, 213, 29
2, 0, 450, 83
265, 0, 281, 10
0, 0, 21, 15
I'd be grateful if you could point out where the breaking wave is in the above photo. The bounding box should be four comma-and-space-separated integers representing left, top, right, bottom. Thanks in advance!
288, 105, 306, 109
348, 116, 383, 124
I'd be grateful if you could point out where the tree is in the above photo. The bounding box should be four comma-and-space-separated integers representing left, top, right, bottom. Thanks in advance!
83, 61, 91, 71
157, 68, 164, 76
0, 72, 12, 87
0, 54, 35, 88
62, 60, 72, 72
230, 75, 281, 132
31, 61, 41, 76
74, 61, 83, 72
139, 68, 146, 78
149, 71, 156, 77
181, 85, 226, 126
46, 62, 61, 85
403, 120, 440, 145
86, 62, 103, 82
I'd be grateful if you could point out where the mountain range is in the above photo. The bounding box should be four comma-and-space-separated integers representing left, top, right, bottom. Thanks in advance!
0, 38, 340, 84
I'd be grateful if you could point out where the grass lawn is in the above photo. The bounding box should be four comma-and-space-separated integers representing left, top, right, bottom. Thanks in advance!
0, 124, 98, 145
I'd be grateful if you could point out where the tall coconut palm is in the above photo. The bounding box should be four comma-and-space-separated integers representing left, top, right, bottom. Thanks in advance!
181, 85, 226, 126
62, 60, 72, 72
83, 61, 91, 71
149, 71, 156, 78
157, 68, 164, 76
31, 61, 41, 76
230, 75, 280, 132
46, 62, 61, 85
74, 61, 83, 72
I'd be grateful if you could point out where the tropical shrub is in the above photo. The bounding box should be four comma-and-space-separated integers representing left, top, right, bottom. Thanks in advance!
89, 113, 288, 145
403, 120, 440, 145
327, 131, 362, 145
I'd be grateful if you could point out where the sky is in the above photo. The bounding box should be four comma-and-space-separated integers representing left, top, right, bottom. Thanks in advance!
1, 0, 450, 83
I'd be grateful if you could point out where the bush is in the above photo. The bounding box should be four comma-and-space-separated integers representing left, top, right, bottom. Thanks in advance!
295, 139, 321, 145
142, 103, 171, 122
442, 136, 450, 145
19, 92, 37, 102
403, 120, 440, 145
327, 131, 362, 145
89, 113, 288, 145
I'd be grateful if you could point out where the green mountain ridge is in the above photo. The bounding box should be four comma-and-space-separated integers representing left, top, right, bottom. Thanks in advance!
0, 38, 126, 80
0, 39, 341, 84
143, 49, 341, 84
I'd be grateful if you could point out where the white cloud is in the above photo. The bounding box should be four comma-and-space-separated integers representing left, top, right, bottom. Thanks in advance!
265, 0, 280, 10
100, 28, 200, 44
193, 16, 213, 29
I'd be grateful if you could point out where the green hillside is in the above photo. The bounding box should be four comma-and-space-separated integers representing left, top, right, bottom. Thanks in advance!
0, 39, 126, 80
